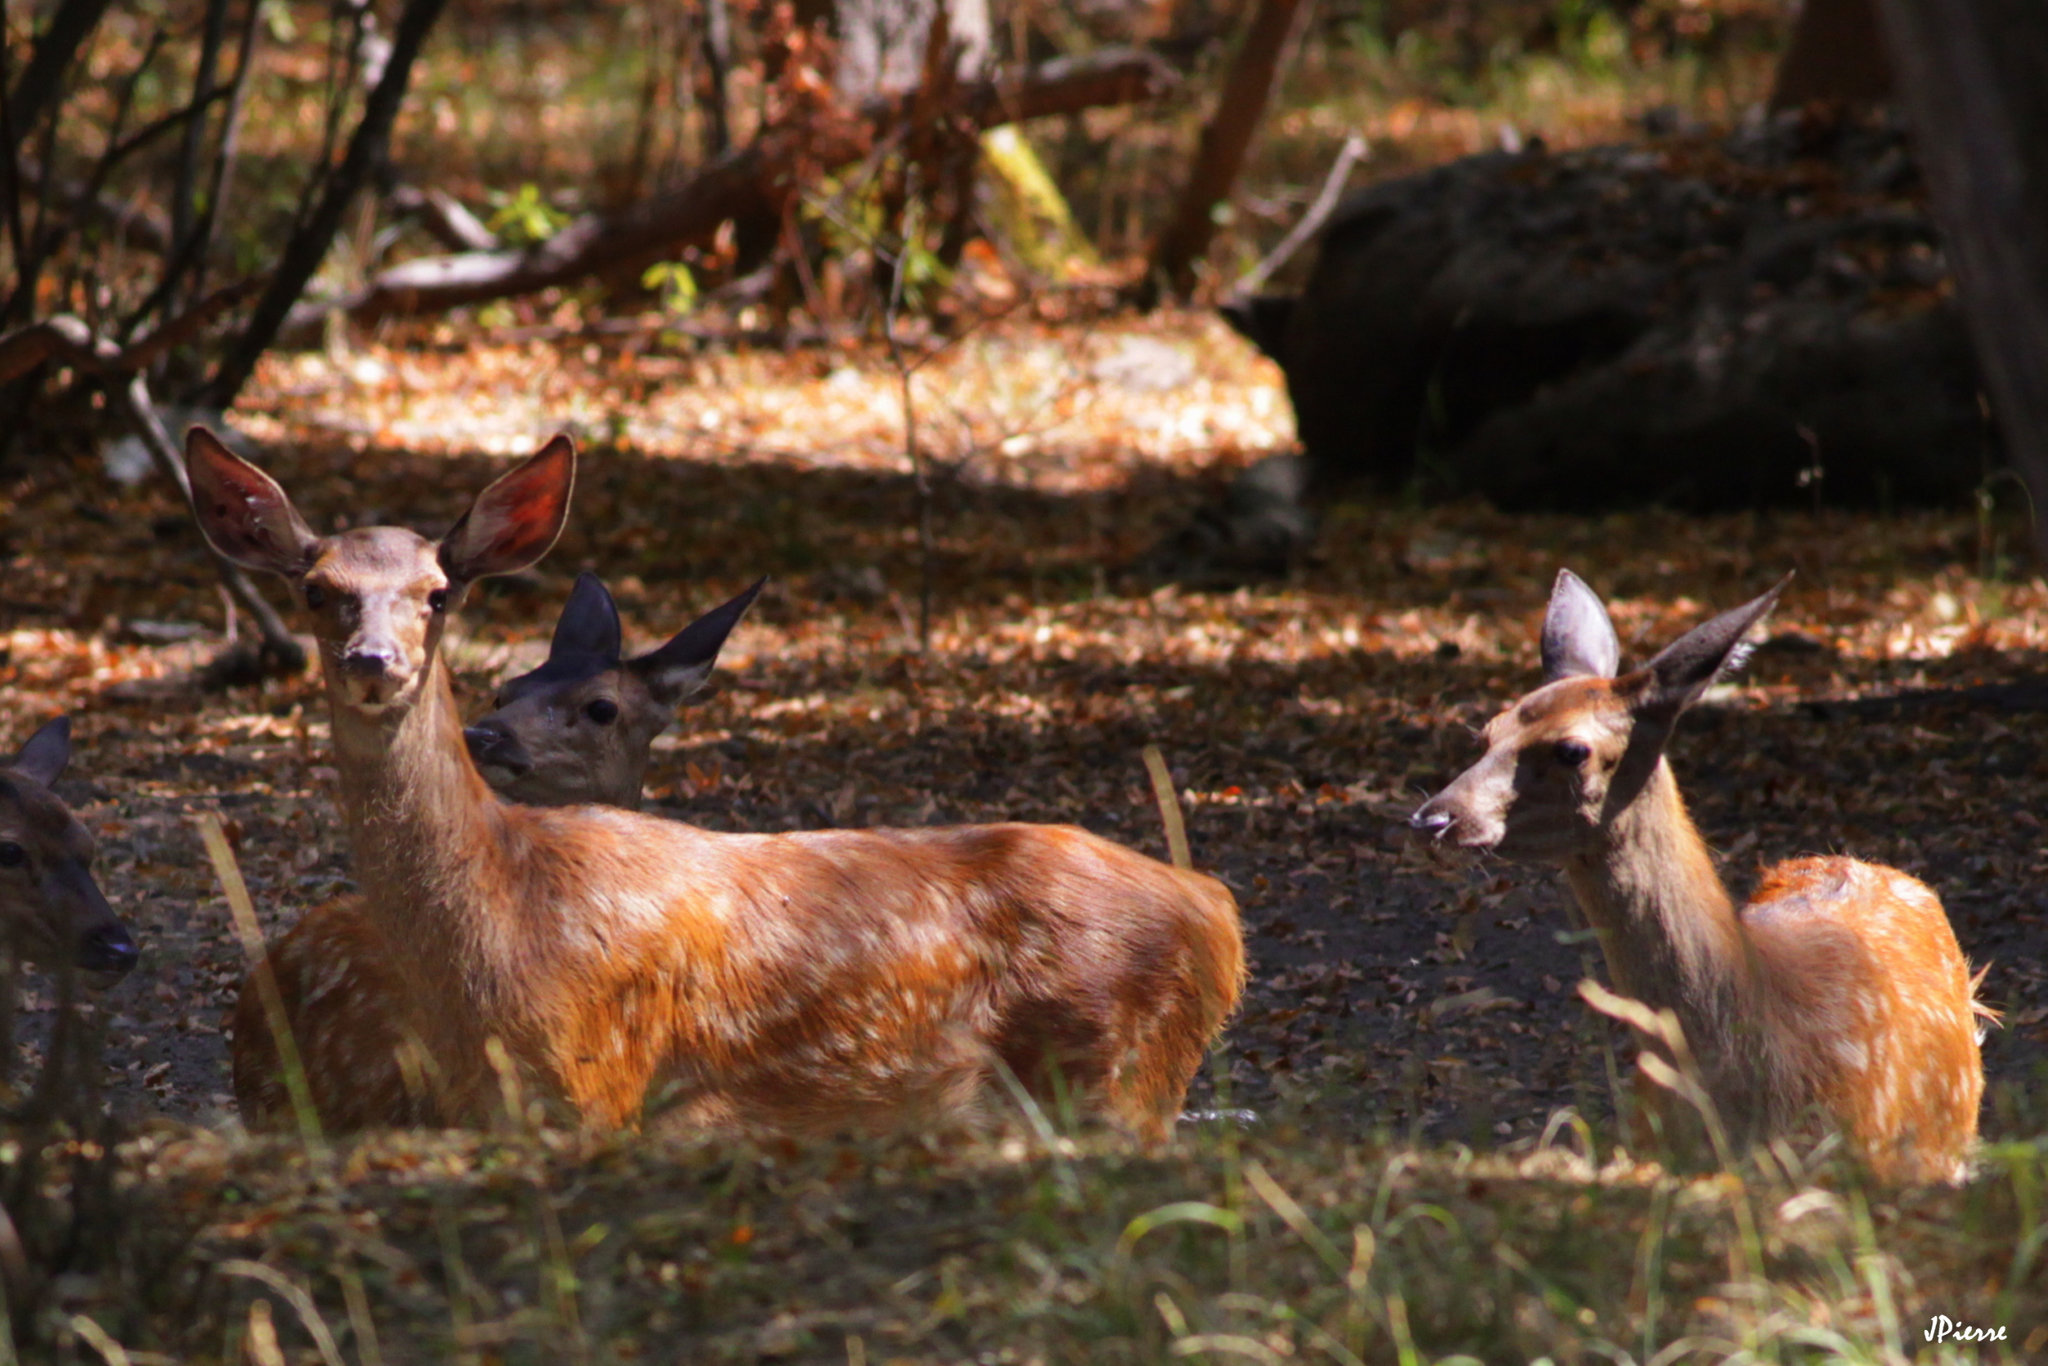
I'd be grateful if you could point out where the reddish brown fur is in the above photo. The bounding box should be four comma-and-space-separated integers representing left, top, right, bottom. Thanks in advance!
232, 897, 437, 1128
1415, 572, 1985, 1181
206, 433, 1243, 1141
1742, 858, 1987, 1179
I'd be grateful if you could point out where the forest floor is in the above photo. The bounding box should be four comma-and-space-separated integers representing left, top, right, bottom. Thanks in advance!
3, 310, 2046, 1361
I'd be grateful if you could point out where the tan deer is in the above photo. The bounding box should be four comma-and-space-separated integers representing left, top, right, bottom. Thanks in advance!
230, 572, 761, 1129
193, 429, 1243, 1140
1411, 571, 1987, 1182
0, 717, 138, 984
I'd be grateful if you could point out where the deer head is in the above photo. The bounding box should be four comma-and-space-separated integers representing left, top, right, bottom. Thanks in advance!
1412, 570, 1788, 861
0, 718, 138, 981
185, 428, 575, 717
462, 572, 766, 808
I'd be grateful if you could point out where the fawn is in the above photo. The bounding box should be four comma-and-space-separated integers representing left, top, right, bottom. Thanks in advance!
193, 429, 1243, 1140
230, 572, 759, 1129
1, 717, 138, 982
1411, 571, 1987, 1181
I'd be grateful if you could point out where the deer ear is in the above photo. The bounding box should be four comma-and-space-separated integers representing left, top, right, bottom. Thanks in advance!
440, 434, 576, 584
1541, 569, 1621, 681
549, 572, 622, 663
630, 577, 765, 706
8, 716, 71, 787
185, 427, 319, 577
1639, 574, 1792, 716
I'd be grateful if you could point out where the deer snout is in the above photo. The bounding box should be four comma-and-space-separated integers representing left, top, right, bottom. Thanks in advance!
80, 921, 138, 978
341, 645, 406, 679
1409, 785, 1505, 851
464, 721, 533, 778
1409, 802, 1456, 837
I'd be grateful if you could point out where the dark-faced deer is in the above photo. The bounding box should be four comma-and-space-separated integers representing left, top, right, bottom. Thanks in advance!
463, 570, 764, 809
194, 430, 1243, 1141
1412, 571, 1987, 1182
0, 718, 138, 982
231, 573, 761, 1129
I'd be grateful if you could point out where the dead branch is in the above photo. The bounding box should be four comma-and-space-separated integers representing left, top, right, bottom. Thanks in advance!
200, 0, 452, 407
1136, 0, 1307, 308
0, 280, 257, 385
387, 183, 500, 252
1231, 133, 1366, 296
116, 375, 307, 676
0, 302, 306, 675
281, 47, 1175, 337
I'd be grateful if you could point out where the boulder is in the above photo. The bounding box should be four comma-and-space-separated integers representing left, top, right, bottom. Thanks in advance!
1238, 110, 1995, 511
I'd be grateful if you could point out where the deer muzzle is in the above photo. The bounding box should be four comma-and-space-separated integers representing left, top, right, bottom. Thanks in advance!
463, 720, 533, 780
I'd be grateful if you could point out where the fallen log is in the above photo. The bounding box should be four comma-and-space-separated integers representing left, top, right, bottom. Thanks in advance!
0, 280, 256, 385
284, 47, 1174, 336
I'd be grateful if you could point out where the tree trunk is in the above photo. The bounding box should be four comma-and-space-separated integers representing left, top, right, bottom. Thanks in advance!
1770, 0, 1892, 108
199, 0, 451, 408
702, 0, 734, 157
1136, 0, 1304, 308
1876, 0, 2048, 553
6, 0, 115, 139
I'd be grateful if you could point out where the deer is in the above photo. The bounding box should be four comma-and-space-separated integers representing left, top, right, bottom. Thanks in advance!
230, 572, 761, 1130
462, 570, 765, 809
1411, 571, 1988, 1182
0, 717, 138, 986
191, 428, 1244, 1142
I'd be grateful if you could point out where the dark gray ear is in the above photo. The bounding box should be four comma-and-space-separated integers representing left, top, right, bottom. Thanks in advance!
1639, 574, 1792, 715
1541, 569, 1621, 681
9, 716, 71, 787
630, 577, 766, 706
549, 571, 622, 664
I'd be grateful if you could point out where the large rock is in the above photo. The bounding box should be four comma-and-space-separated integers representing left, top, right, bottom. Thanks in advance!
1235, 110, 1995, 511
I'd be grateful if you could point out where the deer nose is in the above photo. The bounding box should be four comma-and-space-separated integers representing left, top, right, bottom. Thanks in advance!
464, 722, 532, 777
80, 923, 138, 976
1409, 803, 1454, 835
341, 646, 402, 679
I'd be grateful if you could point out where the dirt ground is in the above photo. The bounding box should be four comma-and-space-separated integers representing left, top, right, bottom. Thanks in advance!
4, 316, 2045, 1149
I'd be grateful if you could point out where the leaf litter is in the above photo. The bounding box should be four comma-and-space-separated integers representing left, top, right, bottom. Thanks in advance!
2, 309, 2046, 1359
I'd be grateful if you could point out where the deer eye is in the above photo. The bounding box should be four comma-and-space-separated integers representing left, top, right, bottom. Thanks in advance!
428, 589, 449, 613
303, 583, 328, 610
1554, 738, 1593, 768
584, 698, 620, 725
0, 843, 25, 868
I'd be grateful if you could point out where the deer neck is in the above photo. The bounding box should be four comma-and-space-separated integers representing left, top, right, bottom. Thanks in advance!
326, 652, 515, 1066
1563, 758, 1757, 1055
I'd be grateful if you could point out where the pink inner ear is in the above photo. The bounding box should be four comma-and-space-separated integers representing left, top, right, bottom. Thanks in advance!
487, 495, 559, 557
448, 437, 573, 575
187, 430, 314, 572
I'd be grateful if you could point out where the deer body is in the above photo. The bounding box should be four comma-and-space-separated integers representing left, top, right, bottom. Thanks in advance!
1414, 572, 1985, 1181
233, 574, 762, 1128
201, 433, 1241, 1140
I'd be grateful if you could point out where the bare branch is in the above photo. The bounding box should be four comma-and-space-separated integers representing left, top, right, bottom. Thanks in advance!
1232, 133, 1366, 296
274, 48, 1175, 337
